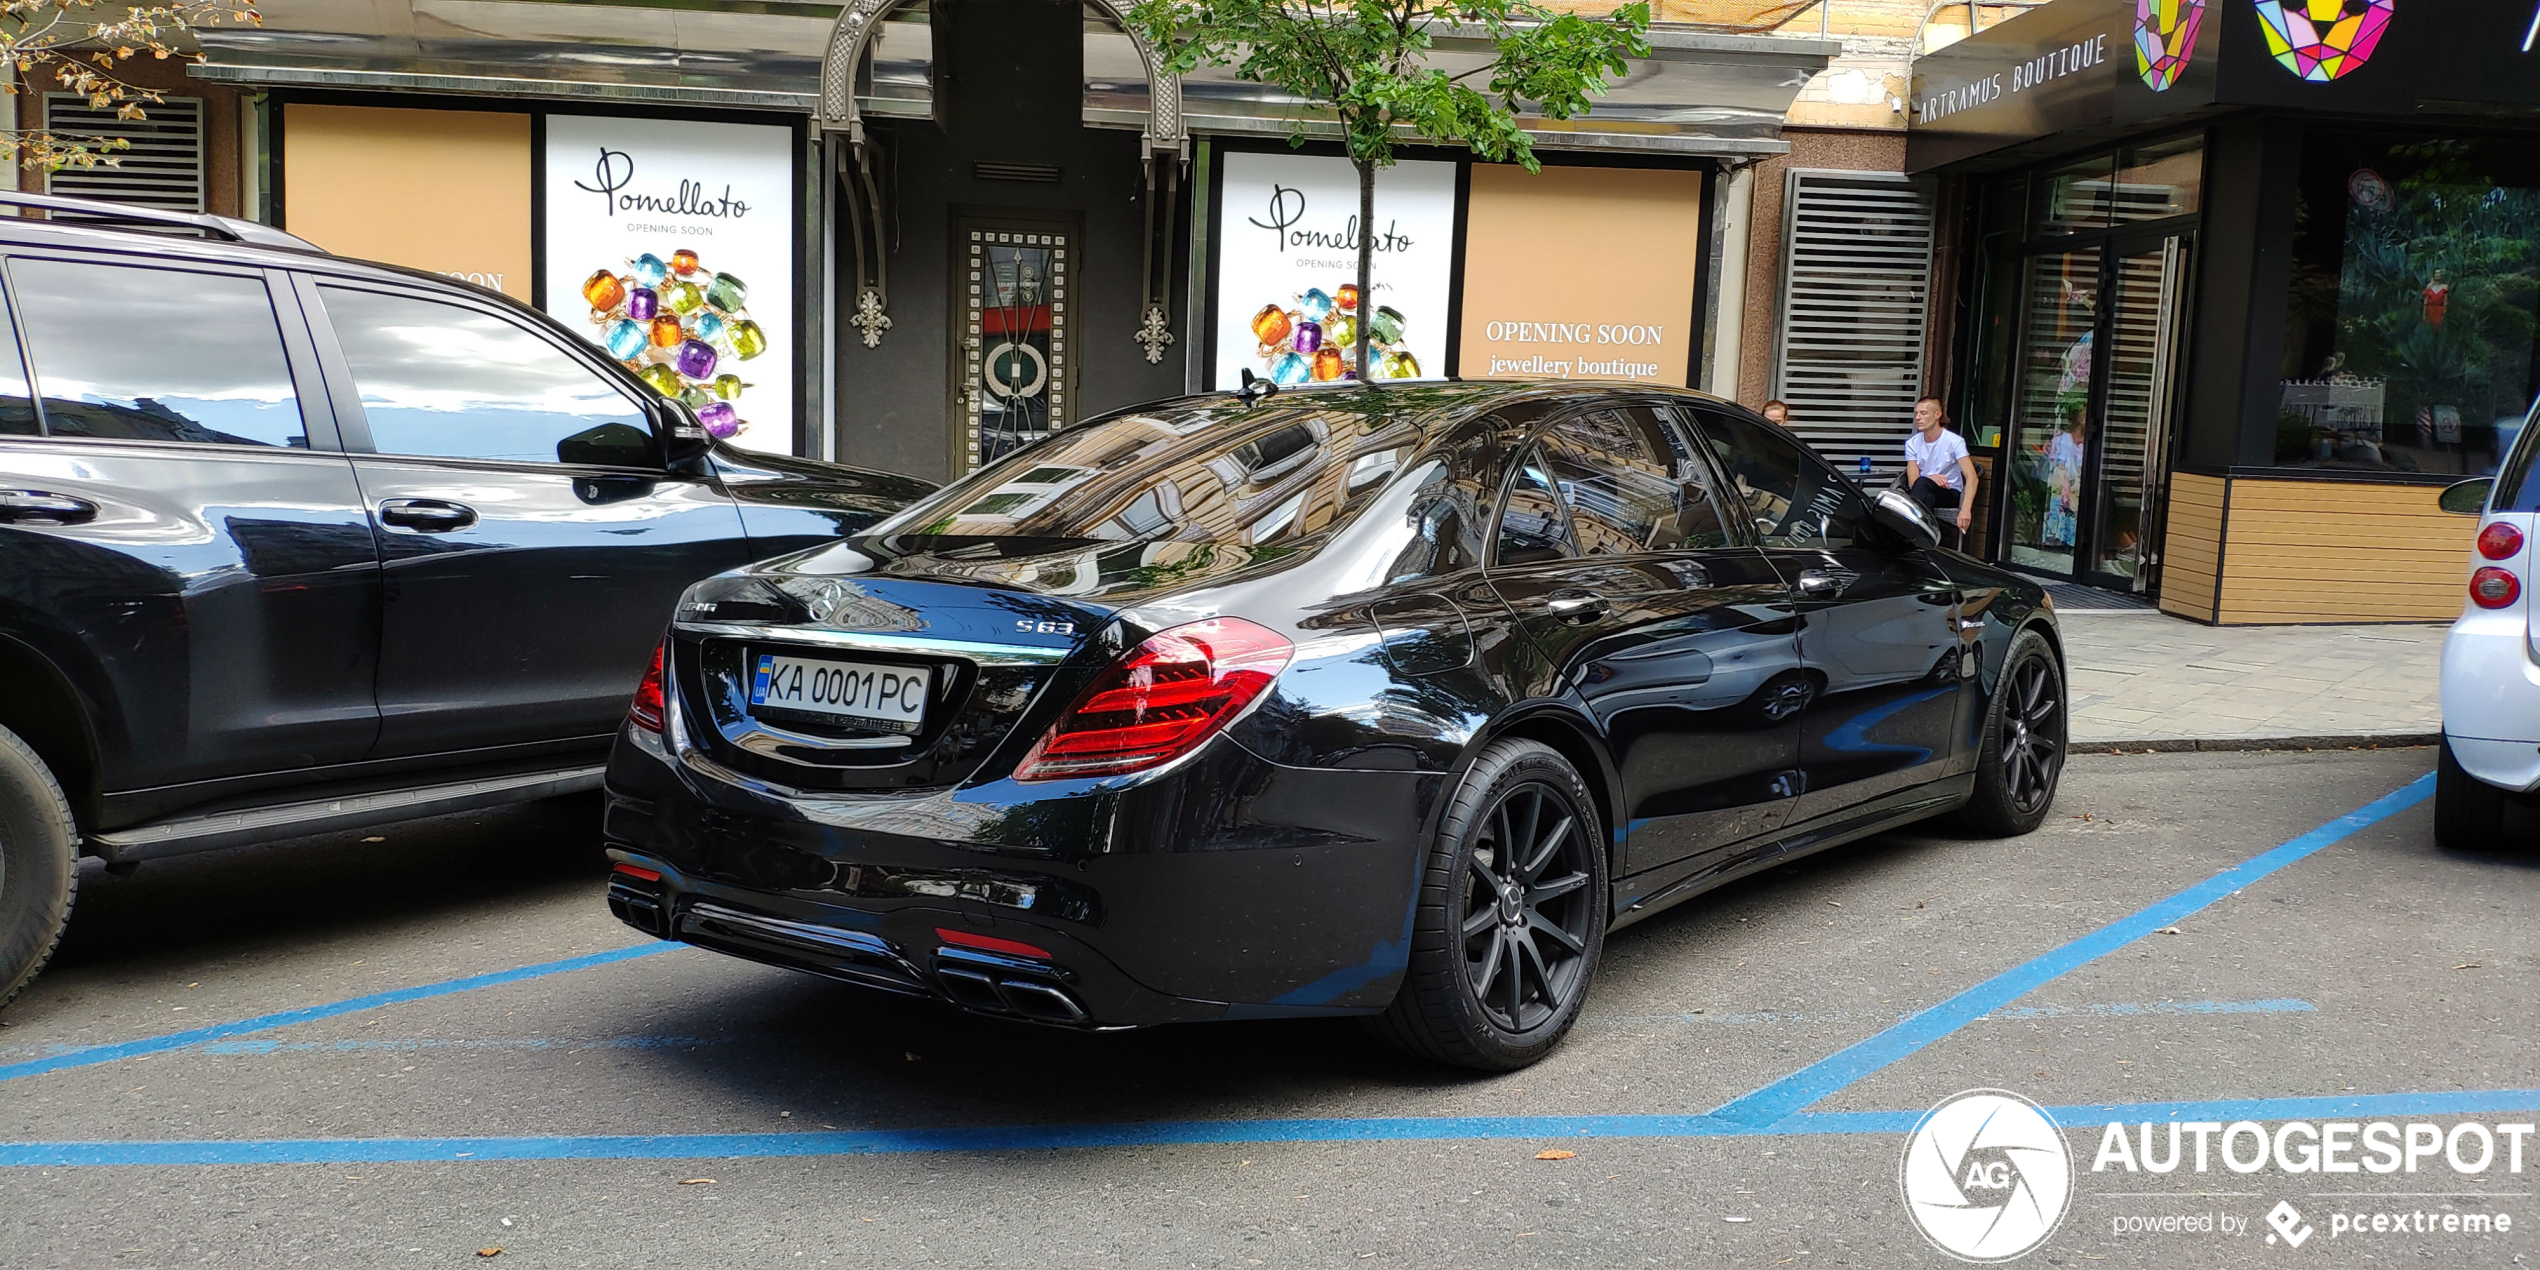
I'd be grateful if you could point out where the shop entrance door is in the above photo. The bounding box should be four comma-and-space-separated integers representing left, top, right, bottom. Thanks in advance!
950, 214, 1080, 474
1999, 232, 2190, 593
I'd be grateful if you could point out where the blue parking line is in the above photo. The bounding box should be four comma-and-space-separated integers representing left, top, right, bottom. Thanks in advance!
0, 943, 679, 1083
8, 1087, 2537, 1167
1707, 772, 2436, 1127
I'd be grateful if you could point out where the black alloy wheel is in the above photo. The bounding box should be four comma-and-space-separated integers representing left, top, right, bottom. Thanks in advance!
1459, 780, 1596, 1034
1953, 627, 2066, 837
0, 723, 79, 1011
1374, 737, 1608, 1070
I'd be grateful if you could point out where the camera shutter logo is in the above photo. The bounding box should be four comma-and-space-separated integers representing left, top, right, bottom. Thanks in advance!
1900, 1089, 2075, 1262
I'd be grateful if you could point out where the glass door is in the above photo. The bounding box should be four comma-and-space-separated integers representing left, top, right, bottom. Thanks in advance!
2087, 235, 2191, 591
2003, 247, 2101, 577
952, 217, 1078, 474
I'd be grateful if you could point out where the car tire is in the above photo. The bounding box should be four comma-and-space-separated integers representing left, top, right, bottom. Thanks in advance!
1371, 738, 1607, 1071
2435, 736, 2510, 849
0, 723, 79, 1012
1951, 627, 2066, 838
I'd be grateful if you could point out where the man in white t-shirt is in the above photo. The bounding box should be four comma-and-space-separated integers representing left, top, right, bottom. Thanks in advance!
1903, 396, 1977, 533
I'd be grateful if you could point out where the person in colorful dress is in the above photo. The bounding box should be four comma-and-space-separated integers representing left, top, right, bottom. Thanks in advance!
2041, 409, 2086, 548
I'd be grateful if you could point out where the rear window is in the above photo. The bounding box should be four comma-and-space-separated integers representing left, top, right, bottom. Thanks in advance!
861, 401, 1426, 556
2489, 397, 2540, 511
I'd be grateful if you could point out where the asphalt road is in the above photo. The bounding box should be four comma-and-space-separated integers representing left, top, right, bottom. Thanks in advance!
3, 748, 2533, 1269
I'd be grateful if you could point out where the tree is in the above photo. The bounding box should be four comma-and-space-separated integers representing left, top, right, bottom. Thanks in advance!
0, 0, 260, 174
1128, 0, 1649, 379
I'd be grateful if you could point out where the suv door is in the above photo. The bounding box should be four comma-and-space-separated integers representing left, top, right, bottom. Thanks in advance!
1679, 405, 1966, 821
1486, 405, 1805, 882
303, 277, 757, 758
0, 253, 380, 799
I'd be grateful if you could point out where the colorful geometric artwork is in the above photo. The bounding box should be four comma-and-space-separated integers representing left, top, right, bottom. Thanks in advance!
2254, 0, 2395, 81
2135, 0, 2205, 90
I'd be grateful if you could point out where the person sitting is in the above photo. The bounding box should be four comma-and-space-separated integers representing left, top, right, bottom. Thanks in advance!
1904, 396, 1976, 536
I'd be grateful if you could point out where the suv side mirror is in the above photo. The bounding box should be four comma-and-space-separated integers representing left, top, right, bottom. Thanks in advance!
1867, 486, 1942, 549
659, 399, 714, 472
2439, 477, 2494, 516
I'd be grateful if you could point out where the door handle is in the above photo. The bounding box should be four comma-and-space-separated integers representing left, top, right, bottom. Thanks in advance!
377, 498, 478, 532
0, 489, 98, 525
1544, 591, 1609, 624
1796, 570, 1841, 595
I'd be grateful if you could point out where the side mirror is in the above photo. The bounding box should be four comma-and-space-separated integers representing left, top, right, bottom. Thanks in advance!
660, 399, 714, 472
2439, 477, 2494, 516
1868, 486, 1942, 549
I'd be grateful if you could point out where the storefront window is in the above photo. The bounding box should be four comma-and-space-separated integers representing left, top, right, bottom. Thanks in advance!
2036, 154, 2116, 235
2004, 247, 2102, 576
2280, 129, 2540, 477
2113, 136, 2202, 223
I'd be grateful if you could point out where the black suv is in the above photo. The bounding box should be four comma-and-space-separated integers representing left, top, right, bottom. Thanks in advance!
0, 193, 932, 1007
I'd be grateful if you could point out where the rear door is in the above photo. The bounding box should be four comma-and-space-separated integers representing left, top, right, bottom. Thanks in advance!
1486, 406, 1804, 876
0, 252, 381, 793
1680, 405, 1966, 820
303, 277, 756, 758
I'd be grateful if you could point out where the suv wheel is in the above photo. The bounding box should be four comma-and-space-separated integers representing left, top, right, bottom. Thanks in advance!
1952, 628, 2066, 837
2435, 736, 2511, 849
0, 723, 78, 1011
1372, 738, 1607, 1071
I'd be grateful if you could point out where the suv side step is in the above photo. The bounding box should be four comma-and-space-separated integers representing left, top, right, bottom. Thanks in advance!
86, 765, 606, 862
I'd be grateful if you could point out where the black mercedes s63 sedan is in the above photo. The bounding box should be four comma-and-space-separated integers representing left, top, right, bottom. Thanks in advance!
599, 381, 2066, 1069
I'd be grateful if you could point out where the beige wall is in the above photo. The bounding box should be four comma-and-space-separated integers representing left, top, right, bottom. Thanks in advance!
1458, 164, 1707, 387
280, 104, 533, 300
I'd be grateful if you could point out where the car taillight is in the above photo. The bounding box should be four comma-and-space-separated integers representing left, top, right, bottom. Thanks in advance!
2471, 566, 2521, 609
2480, 521, 2523, 560
1012, 617, 1292, 781
629, 642, 666, 732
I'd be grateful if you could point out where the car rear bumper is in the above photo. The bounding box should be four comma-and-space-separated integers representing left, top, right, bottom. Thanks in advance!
600, 724, 1440, 1029
2442, 608, 2540, 793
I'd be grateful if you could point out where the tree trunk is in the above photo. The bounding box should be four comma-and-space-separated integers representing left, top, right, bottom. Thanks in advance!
1354, 157, 1375, 382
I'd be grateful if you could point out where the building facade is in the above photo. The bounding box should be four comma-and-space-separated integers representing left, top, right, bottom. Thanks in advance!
1911, 0, 2534, 623
45, 0, 1852, 487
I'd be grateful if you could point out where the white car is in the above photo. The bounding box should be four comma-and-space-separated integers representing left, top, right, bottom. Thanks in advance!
2438, 399, 2540, 846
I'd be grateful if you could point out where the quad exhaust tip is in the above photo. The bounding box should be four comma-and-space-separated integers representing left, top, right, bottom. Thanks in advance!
934, 964, 1090, 1025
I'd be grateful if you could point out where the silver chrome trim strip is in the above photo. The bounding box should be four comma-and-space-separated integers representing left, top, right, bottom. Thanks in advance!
678, 621, 1072, 665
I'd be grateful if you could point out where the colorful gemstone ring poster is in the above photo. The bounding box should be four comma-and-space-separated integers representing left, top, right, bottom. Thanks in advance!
541, 115, 795, 454
1211, 151, 1453, 390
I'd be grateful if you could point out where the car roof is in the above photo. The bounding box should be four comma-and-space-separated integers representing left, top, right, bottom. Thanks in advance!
1094, 379, 1755, 439
0, 192, 515, 306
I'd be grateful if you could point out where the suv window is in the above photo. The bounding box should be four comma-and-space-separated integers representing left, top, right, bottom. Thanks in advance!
1544, 406, 1733, 554
12, 258, 307, 447
318, 286, 656, 467
1494, 444, 1577, 566
1678, 408, 1866, 549
0, 281, 33, 436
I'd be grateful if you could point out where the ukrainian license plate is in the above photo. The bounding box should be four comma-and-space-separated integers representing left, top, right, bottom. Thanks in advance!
748, 652, 929, 734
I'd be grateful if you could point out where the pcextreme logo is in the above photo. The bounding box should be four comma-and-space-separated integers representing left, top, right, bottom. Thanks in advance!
1901, 1090, 2075, 1262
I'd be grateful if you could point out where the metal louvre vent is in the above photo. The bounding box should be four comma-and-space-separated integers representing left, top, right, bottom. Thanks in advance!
1770, 171, 1934, 479
42, 94, 205, 213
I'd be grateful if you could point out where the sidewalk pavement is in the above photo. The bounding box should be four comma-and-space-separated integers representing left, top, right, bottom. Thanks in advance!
2057, 609, 2445, 751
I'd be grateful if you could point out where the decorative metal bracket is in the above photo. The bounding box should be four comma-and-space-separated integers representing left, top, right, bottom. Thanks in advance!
817, 0, 1185, 156
850, 288, 893, 348
1134, 304, 1174, 363
839, 140, 891, 348
1133, 150, 1182, 364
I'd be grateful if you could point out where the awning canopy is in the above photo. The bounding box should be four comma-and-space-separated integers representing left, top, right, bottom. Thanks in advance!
198, 0, 1835, 157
